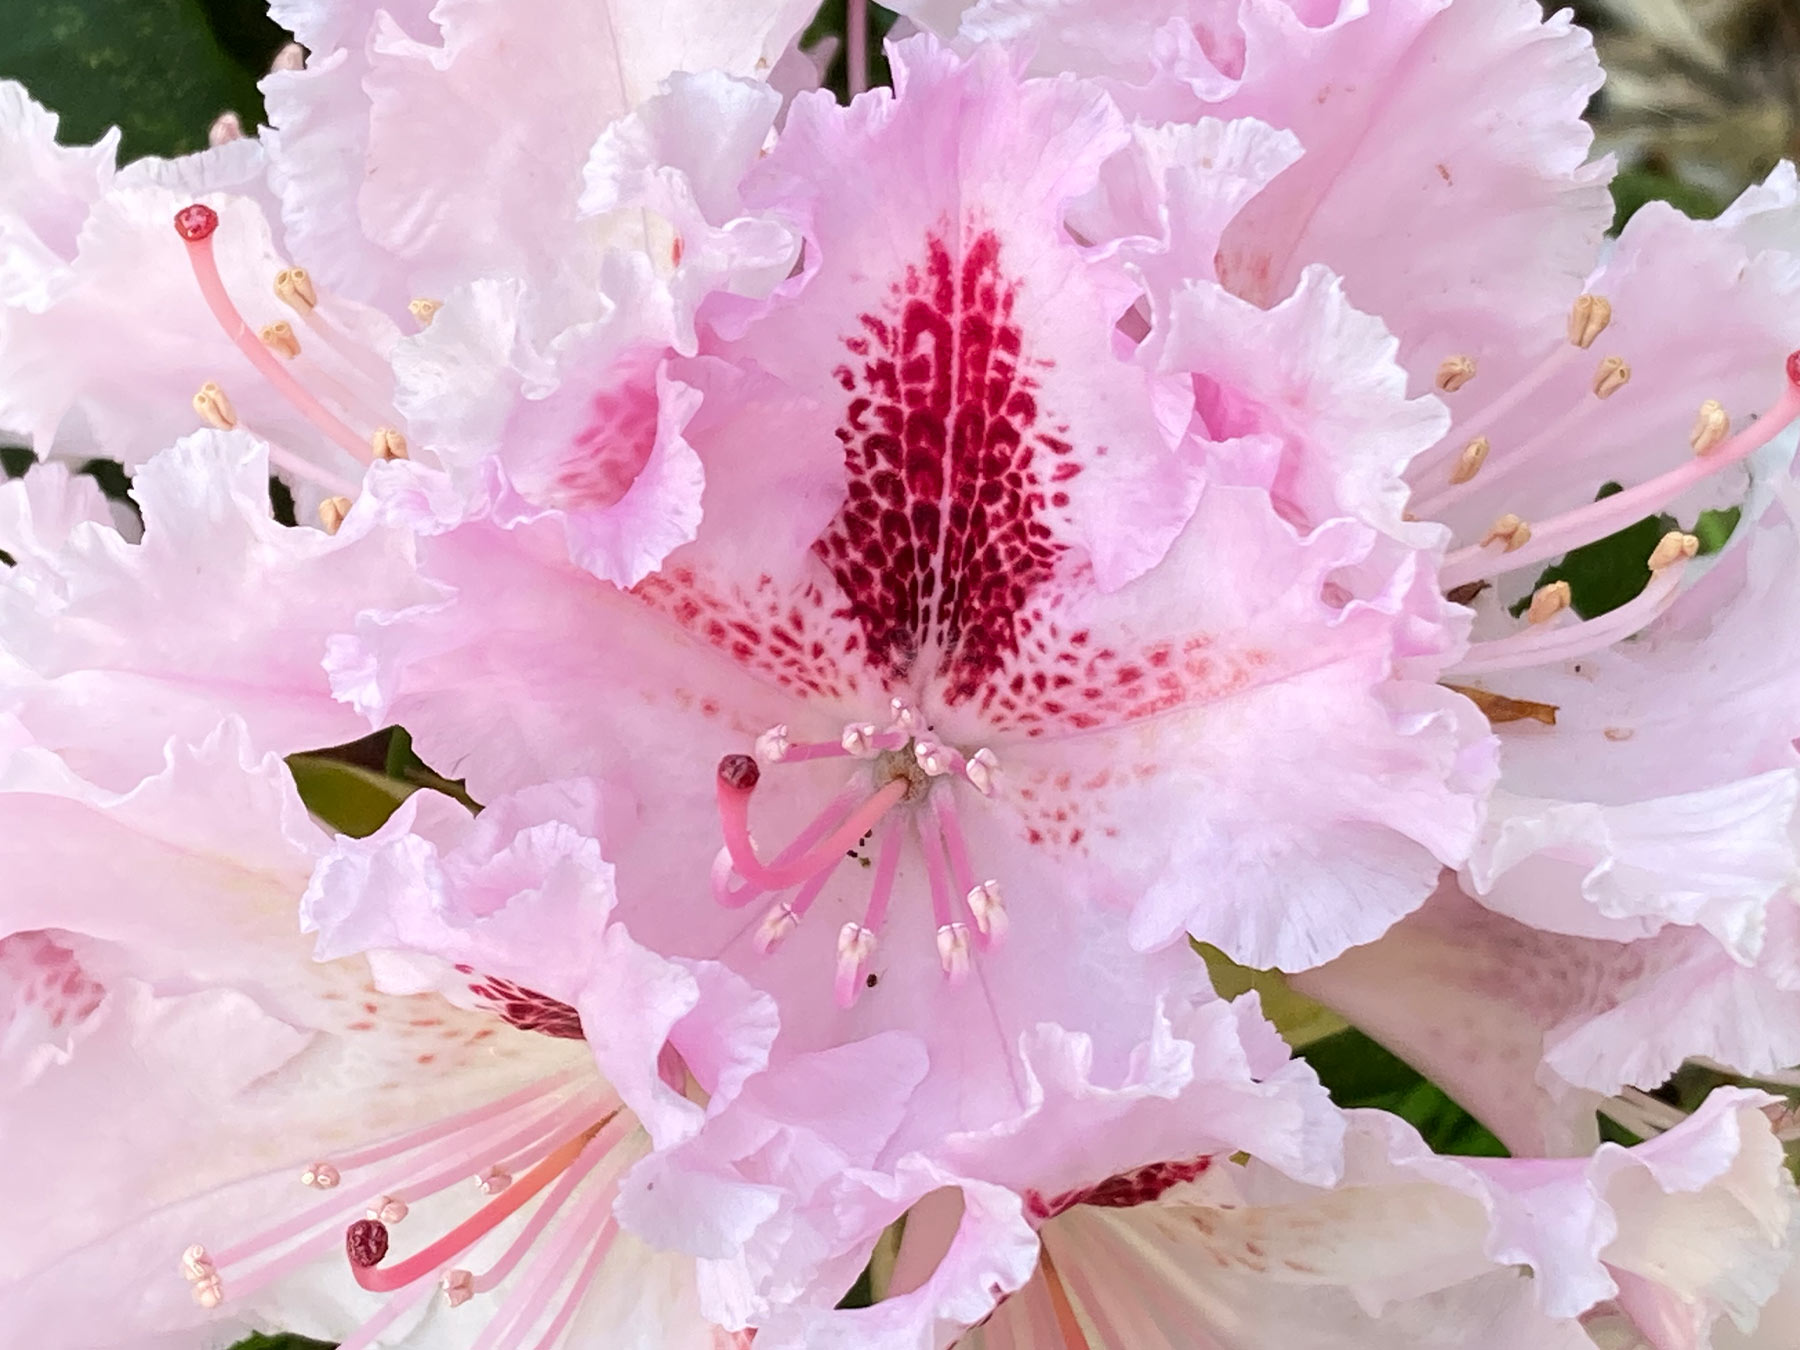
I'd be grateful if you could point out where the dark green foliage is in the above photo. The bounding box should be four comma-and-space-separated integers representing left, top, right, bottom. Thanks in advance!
0, 0, 291, 159
1300, 1028, 1510, 1157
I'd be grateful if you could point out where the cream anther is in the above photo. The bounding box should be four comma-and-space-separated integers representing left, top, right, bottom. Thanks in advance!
1567, 294, 1613, 349
1647, 531, 1700, 572
274, 267, 318, 315
193, 1276, 224, 1308
301, 1161, 341, 1190
442, 1268, 474, 1307
1527, 580, 1572, 625
475, 1166, 513, 1196
966, 880, 1008, 941
260, 321, 301, 359
1435, 355, 1477, 393
409, 298, 444, 328
965, 748, 999, 797
1592, 355, 1631, 399
1448, 436, 1490, 485
208, 112, 244, 146
318, 496, 352, 535
1690, 400, 1730, 455
835, 922, 878, 1005
371, 427, 409, 461
888, 697, 923, 733
368, 1195, 409, 1225
180, 1244, 215, 1280
754, 725, 791, 763
914, 739, 955, 776
754, 901, 802, 954
841, 722, 880, 757
193, 381, 238, 430
1479, 513, 1532, 553
936, 923, 972, 981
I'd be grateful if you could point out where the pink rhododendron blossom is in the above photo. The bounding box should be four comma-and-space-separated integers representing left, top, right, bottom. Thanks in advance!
0, 710, 785, 1348
948, 1090, 1795, 1350
334, 40, 1493, 1159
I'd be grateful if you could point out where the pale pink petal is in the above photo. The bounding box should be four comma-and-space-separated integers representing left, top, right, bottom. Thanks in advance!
0, 432, 434, 788
0, 460, 115, 566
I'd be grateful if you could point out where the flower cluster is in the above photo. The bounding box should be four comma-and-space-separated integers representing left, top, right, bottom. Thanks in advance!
3, 1, 1800, 1347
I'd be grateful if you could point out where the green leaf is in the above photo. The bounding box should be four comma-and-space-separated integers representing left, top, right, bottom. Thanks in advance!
1693, 504, 1742, 556
226, 1336, 336, 1350
1300, 1028, 1509, 1157
0, 0, 277, 159
1195, 943, 1349, 1048
1610, 166, 1725, 233
383, 724, 481, 811
285, 754, 416, 838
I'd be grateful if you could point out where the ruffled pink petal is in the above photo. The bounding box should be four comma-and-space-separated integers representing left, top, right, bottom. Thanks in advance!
0, 432, 434, 788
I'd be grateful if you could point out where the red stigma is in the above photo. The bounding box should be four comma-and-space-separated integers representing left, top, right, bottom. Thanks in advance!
345, 1218, 389, 1269
173, 204, 220, 242
1787, 350, 1800, 388
718, 753, 761, 792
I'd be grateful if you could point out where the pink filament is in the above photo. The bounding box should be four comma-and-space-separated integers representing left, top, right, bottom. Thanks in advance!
860, 818, 904, 936
1450, 565, 1685, 676
916, 814, 955, 931
470, 1118, 626, 1294
352, 1121, 607, 1293
336, 1268, 442, 1350
716, 775, 907, 891
847, 0, 870, 97
326, 1071, 582, 1173
712, 778, 865, 908
472, 1183, 618, 1350
523, 1219, 620, 1350
179, 223, 375, 464
1439, 377, 1800, 590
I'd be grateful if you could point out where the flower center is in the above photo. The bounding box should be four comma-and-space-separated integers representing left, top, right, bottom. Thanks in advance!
711, 697, 1007, 1007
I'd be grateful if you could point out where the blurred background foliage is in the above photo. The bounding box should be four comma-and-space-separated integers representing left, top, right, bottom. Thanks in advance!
0, 2, 1791, 1345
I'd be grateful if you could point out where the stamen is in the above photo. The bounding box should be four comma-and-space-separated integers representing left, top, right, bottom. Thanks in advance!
1478, 513, 1532, 553
469, 1188, 617, 1350
753, 861, 839, 954
1526, 580, 1572, 625
1448, 436, 1489, 485
915, 741, 1000, 796
336, 1274, 440, 1350
366, 1196, 410, 1225
193, 381, 237, 429
835, 820, 902, 1007
1647, 530, 1699, 571
323, 1070, 584, 1175
172, 206, 375, 465
1435, 356, 1477, 392
274, 267, 318, 315
209, 111, 244, 146
1449, 562, 1689, 677
318, 496, 352, 534
448, 1114, 623, 1300
1689, 399, 1730, 455
476, 1166, 513, 1197
888, 697, 923, 733
1439, 357, 1800, 590
932, 792, 1007, 947
349, 1120, 607, 1293
841, 722, 907, 756
1568, 293, 1613, 349
260, 321, 301, 359
1039, 1244, 1096, 1350
917, 817, 970, 983
715, 757, 906, 892
1592, 355, 1631, 400
371, 427, 409, 461
410, 298, 444, 328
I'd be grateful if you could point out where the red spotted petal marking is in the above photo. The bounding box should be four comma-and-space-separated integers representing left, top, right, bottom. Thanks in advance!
819, 225, 1078, 702
1025, 1156, 1214, 1223
454, 966, 586, 1041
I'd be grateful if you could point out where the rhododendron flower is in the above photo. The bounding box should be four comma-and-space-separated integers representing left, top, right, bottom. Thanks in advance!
338, 34, 1492, 1164
888, 0, 1800, 1157
946, 1090, 1796, 1350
